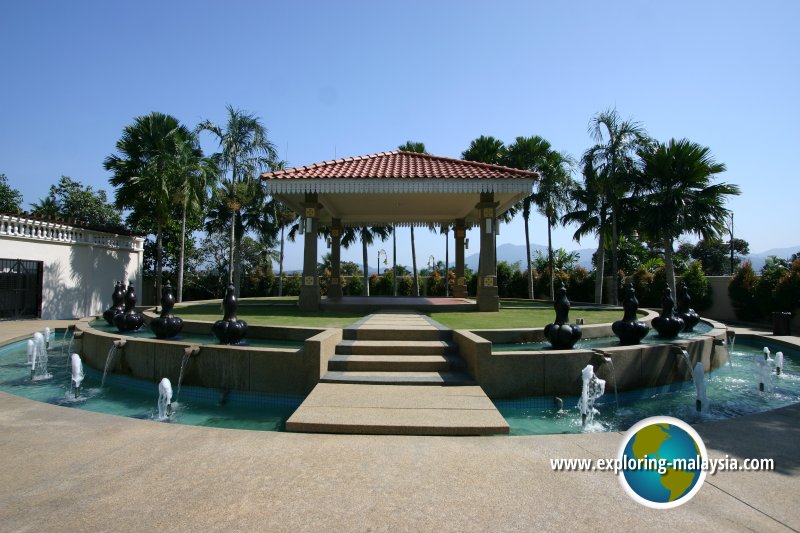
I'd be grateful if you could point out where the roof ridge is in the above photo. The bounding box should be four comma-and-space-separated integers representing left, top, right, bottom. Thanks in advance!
394, 150, 537, 177
261, 149, 538, 179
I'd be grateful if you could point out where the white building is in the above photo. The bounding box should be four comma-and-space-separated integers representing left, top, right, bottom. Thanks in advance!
0, 213, 144, 320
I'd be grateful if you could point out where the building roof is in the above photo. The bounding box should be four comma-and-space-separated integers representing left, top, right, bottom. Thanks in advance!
261, 151, 537, 227
260, 150, 539, 181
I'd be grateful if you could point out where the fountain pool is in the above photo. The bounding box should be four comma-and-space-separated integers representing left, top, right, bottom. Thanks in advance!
0, 333, 301, 431
1, 333, 798, 435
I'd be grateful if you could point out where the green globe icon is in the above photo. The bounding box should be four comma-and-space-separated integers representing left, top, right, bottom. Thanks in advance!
618, 416, 707, 509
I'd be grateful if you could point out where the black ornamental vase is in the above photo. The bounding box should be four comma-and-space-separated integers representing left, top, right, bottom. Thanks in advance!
212, 285, 248, 345
544, 285, 582, 349
150, 281, 184, 339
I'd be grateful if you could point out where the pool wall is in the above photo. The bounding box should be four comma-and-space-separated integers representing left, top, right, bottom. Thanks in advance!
454, 317, 729, 399
74, 318, 341, 395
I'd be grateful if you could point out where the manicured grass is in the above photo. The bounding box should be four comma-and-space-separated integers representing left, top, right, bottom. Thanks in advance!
176, 303, 363, 328
428, 308, 624, 330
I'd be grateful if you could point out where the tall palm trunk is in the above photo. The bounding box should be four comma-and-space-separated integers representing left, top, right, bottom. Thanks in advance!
361, 229, 369, 296
177, 200, 187, 302
392, 225, 398, 296
547, 218, 555, 300
610, 202, 620, 305
524, 212, 533, 300
594, 235, 605, 304
278, 225, 285, 296
664, 236, 677, 298
411, 226, 419, 296
233, 218, 243, 297
155, 222, 163, 307
444, 227, 449, 297
228, 163, 237, 290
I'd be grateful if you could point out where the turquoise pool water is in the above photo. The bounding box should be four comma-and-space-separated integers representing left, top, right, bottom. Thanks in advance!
0, 333, 301, 431
87, 320, 304, 349
2, 333, 798, 435
495, 338, 800, 435
492, 320, 714, 352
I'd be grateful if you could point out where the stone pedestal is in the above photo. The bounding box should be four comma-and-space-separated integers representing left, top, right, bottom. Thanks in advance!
452, 219, 467, 298
476, 194, 499, 312
299, 195, 321, 311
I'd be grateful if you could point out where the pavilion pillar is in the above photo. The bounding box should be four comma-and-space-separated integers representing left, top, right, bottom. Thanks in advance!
299, 193, 321, 311
476, 193, 499, 311
452, 218, 467, 298
328, 218, 343, 299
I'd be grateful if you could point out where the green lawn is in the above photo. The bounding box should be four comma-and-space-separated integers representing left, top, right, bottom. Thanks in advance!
175, 297, 624, 330
428, 308, 624, 330
176, 303, 363, 328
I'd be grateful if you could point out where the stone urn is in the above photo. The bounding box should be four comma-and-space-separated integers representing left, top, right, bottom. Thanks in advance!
612, 282, 650, 345
544, 285, 582, 349
212, 285, 248, 345
114, 284, 144, 332
676, 282, 700, 332
150, 281, 184, 339
651, 286, 685, 338
103, 281, 125, 326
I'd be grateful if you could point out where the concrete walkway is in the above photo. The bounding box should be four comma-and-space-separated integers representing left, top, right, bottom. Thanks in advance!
1, 320, 800, 531
289, 313, 509, 435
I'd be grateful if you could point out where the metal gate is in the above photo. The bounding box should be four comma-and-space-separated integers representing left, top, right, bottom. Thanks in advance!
0, 259, 43, 320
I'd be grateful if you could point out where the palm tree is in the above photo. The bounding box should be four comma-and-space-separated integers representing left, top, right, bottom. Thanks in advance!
341, 226, 393, 296
585, 108, 648, 304
562, 158, 610, 303
503, 136, 551, 299
104, 112, 189, 303
197, 105, 278, 295
398, 141, 428, 296
637, 138, 739, 296
462, 135, 506, 164
172, 131, 218, 302
204, 179, 276, 292
532, 150, 577, 300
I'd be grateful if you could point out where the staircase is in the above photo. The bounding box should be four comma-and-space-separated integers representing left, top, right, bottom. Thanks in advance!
286, 312, 509, 436
322, 321, 474, 385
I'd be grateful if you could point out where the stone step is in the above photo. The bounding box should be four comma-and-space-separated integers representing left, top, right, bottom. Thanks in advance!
285, 383, 509, 436
328, 354, 464, 372
335, 340, 458, 356
342, 327, 451, 342
320, 370, 475, 386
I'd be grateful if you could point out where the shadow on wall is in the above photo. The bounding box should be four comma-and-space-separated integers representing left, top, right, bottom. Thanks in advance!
43, 260, 84, 319
67, 245, 139, 319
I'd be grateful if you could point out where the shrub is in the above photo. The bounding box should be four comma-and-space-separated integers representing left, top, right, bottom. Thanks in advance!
346, 275, 363, 296
679, 261, 712, 311
728, 261, 760, 321
282, 273, 302, 296
535, 267, 568, 300
567, 266, 595, 303
774, 259, 800, 313
426, 271, 446, 296
396, 274, 414, 296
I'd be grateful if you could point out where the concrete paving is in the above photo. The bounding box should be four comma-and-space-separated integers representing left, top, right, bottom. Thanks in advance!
286, 383, 509, 435
2, 320, 800, 531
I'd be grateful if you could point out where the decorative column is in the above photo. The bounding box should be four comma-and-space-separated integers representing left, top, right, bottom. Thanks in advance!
452, 218, 467, 298
476, 192, 499, 311
328, 218, 343, 299
299, 193, 321, 311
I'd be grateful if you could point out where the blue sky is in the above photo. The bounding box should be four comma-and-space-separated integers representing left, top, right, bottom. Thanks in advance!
1, 1, 798, 270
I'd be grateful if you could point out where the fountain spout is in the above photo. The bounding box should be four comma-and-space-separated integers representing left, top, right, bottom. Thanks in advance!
578, 364, 606, 427
693, 362, 707, 412
158, 378, 173, 419
70, 353, 84, 398
113, 339, 127, 349
775, 352, 784, 376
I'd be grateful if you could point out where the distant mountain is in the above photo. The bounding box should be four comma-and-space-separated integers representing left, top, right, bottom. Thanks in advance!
465, 243, 596, 271
463, 243, 800, 274
742, 246, 800, 272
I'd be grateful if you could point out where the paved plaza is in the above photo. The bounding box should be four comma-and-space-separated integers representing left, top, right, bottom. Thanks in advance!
1, 320, 799, 531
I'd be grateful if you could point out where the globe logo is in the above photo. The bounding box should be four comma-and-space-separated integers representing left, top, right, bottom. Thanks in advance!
617, 416, 707, 509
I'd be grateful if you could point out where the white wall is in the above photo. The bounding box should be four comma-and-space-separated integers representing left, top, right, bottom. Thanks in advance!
1, 215, 144, 319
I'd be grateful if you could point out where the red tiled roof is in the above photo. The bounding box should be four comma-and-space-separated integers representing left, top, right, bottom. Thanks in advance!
260, 150, 539, 180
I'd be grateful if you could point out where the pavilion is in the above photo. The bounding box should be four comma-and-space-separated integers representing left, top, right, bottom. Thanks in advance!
261, 150, 538, 311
